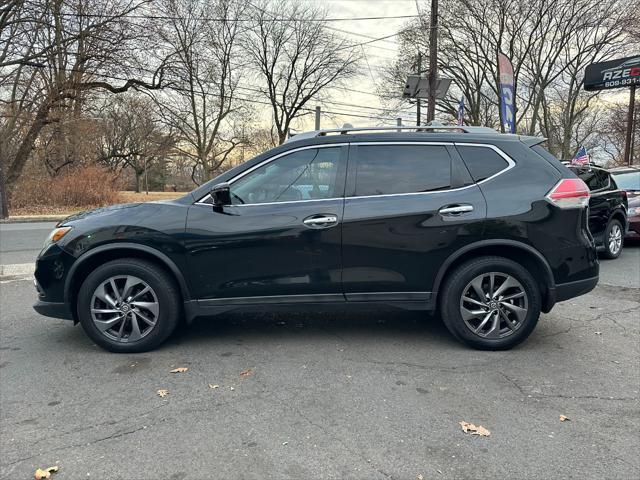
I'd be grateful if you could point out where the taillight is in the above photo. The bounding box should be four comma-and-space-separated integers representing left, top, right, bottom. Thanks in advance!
546, 178, 590, 209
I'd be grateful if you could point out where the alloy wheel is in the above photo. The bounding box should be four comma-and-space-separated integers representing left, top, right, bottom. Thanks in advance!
608, 224, 622, 255
459, 272, 528, 339
90, 275, 159, 343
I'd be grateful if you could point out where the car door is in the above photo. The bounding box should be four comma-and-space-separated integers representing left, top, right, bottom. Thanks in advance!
341, 142, 487, 303
185, 144, 348, 302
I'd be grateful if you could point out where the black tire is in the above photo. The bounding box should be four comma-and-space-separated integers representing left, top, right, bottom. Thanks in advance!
77, 258, 181, 353
439, 256, 541, 350
601, 219, 624, 259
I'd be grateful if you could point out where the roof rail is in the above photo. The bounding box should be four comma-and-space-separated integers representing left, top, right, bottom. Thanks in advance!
285, 124, 498, 143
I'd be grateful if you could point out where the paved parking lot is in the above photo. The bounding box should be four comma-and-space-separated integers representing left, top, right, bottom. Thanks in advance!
0, 235, 638, 479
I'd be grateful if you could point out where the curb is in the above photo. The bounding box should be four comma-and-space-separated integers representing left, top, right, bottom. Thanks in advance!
1, 215, 68, 224
0, 263, 35, 277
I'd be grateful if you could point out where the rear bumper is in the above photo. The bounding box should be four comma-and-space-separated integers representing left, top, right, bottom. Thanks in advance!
33, 300, 74, 320
555, 275, 599, 303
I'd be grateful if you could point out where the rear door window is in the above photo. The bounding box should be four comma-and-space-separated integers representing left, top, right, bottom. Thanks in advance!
354, 145, 451, 196
456, 146, 510, 182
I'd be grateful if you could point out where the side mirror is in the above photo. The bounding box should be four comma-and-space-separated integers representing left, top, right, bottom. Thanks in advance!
211, 182, 231, 209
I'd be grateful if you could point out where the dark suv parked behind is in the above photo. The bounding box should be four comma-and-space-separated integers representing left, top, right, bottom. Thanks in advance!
34, 126, 599, 352
567, 164, 628, 259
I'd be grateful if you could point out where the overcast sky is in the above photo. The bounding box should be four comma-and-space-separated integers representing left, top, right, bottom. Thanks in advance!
279, 0, 419, 132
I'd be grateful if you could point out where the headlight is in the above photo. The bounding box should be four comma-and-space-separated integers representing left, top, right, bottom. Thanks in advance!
43, 226, 73, 248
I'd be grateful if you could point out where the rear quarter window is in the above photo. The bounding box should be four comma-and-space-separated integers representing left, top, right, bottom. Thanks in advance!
456, 146, 510, 182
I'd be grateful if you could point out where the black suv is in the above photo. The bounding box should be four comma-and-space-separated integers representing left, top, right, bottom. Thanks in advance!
34, 126, 599, 352
567, 165, 628, 259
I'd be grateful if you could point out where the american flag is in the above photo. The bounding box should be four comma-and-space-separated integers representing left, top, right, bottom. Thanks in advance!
571, 146, 589, 166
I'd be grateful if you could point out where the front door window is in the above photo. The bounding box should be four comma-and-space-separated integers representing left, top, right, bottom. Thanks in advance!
231, 147, 342, 204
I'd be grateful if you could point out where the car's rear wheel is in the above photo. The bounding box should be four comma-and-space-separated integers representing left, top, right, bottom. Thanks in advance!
602, 219, 623, 259
77, 258, 180, 353
440, 256, 541, 350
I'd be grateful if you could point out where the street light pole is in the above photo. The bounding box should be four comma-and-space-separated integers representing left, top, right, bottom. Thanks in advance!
416, 52, 422, 126
426, 0, 438, 122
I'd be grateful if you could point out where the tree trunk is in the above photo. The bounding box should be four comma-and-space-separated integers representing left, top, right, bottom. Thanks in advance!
134, 171, 141, 193
0, 165, 8, 219
5, 95, 56, 190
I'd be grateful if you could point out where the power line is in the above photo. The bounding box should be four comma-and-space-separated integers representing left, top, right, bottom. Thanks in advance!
55, 11, 421, 23
19, 65, 407, 123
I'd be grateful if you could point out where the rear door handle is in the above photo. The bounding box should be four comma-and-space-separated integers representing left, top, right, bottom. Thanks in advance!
303, 214, 338, 228
439, 204, 474, 216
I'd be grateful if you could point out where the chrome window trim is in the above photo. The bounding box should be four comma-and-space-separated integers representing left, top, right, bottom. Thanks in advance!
194, 141, 516, 206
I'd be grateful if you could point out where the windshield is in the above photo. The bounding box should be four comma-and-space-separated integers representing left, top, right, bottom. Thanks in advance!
611, 171, 640, 191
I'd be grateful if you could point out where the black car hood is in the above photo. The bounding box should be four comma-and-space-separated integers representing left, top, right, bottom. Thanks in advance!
60, 203, 143, 225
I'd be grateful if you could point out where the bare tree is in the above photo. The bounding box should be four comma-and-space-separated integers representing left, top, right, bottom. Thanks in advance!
0, 0, 167, 195
381, 0, 632, 150
153, 0, 245, 184
97, 95, 175, 192
245, 0, 359, 144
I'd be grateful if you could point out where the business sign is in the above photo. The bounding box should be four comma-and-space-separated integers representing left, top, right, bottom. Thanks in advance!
498, 53, 515, 134
584, 55, 640, 91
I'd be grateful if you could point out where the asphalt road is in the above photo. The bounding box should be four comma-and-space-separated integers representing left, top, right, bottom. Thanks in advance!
0, 226, 639, 479
0, 222, 57, 265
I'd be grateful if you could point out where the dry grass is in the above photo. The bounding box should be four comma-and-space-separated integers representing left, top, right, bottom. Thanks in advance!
117, 191, 186, 203
10, 187, 187, 217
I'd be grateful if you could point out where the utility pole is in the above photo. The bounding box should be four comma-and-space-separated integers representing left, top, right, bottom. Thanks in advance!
623, 84, 636, 166
416, 52, 422, 126
397, 117, 402, 132
315, 106, 321, 131
426, 0, 438, 122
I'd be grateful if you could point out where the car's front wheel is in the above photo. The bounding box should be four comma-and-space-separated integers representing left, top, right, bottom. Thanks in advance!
601, 218, 623, 259
440, 256, 541, 350
77, 258, 181, 353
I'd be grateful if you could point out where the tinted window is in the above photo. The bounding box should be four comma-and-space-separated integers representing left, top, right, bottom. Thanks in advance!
354, 145, 451, 196
457, 146, 510, 182
572, 168, 609, 191
231, 147, 341, 204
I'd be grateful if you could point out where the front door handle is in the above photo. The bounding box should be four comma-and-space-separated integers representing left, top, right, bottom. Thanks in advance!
439, 204, 474, 216
303, 214, 338, 228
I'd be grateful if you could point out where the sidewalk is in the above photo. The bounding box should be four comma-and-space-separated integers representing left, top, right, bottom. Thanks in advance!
1, 214, 68, 223
0, 263, 34, 277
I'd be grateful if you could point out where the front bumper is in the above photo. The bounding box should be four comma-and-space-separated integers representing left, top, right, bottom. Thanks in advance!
33, 300, 74, 320
555, 275, 599, 303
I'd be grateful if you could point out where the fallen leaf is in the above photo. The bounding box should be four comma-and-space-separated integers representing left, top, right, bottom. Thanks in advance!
459, 421, 490, 437
169, 367, 188, 373
240, 368, 252, 377
34, 466, 58, 479
157, 389, 169, 397
559, 415, 569, 422
208, 384, 220, 389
